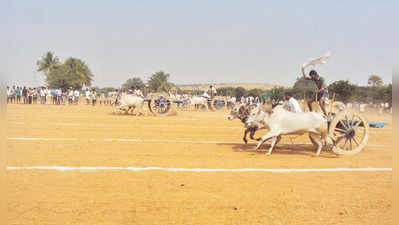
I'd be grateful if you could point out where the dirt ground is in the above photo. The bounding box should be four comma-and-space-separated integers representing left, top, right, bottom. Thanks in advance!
6, 103, 392, 225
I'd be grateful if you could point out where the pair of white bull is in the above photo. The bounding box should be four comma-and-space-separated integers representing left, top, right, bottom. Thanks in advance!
116, 93, 147, 115
116, 94, 209, 114
233, 103, 330, 156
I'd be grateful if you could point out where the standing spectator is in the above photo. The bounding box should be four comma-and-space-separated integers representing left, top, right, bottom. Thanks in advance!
92, 89, 97, 106
6, 86, 11, 104
40, 88, 46, 104
68, 88, 74, 105
32, 88, 38, 104
10, 86, 16, 103
74, 89, 80, 105
62, 90, 67, 104
85, 88, 91, 105
16, 87, 21, 103
28, 88, 33, 104
56, 89, 62, 105
22, 87, 28, 104
240, 96, 245, 104
99, 92, 105, 105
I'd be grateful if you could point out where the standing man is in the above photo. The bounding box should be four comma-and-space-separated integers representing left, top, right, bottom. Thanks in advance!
302, 69, 328, 115
91, 89, 97, 106
16, 87, 21, 103
85, 88, 91, 105
22, 87, 28, 104
6, 86, 11, 104
74, 89, 80, 105
28, 88, 33, 104
68, 88, 74, 105
10, 86, 16, 103
40, 87, 46, 104
282, 92, 302, 113
205, 85, 217, 99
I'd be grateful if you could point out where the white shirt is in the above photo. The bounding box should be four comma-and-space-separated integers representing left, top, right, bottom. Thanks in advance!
134, 89, 143, 97
74, 90, 80, 97
283, 97, 302, 113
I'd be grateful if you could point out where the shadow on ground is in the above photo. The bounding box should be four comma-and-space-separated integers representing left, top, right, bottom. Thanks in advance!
217, 142, 339, 158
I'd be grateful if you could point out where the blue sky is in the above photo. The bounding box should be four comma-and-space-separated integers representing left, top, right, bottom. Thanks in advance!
2, 0, 397, 87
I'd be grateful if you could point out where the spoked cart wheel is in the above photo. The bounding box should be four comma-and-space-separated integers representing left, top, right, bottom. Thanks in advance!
147, 97, 173, 116
328, 110, 369, 155
212, 98, 226, 111
207, 98, 226, 111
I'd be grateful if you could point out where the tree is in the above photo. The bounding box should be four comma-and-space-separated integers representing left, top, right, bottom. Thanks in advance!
216, 87, 235, 96
45, 65, 70, 91
328, 80, 355, 103
292, 77, 317, 99
233, 87, 246, 99
352, 85, 370, 103
368, 74, 383, 87
246, 88, 263, 97
269, 87, 286, 103
147, 71, 174, 92
384, 84, 392, 107
62, 57, 93, 89
44, 57, 93, 90
122, 77, 145, 90
37, 51, 60, 75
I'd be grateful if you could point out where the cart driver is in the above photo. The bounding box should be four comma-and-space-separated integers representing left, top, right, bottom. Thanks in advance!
302, 68, 328, 115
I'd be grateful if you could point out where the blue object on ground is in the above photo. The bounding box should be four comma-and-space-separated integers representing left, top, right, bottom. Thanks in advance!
368, 122, 388, 128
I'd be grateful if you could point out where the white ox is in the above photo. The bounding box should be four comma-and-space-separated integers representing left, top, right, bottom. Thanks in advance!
117, 93, 146, 115
246, 105, 329, 156
190, 96, 208, 110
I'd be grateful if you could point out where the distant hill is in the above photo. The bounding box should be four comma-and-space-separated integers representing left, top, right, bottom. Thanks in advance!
176, 82, 285, 90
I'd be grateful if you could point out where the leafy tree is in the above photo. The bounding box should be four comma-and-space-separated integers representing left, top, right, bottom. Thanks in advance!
269, 86, 286, 103
216, 87, 235, 96
44, 57, 93, 90
328, 80, 355, 103
191, 89, 203, 96
369, 84, 391, 104
292, 77, 316, 99
37, 51, 60, 75
368, 74, 383, 87
147, 71, 174, 92
99, 87, 117, 94
122, 77, 145, 90
45, 65, 70, 91
62, 57, 93, 88
352, 85, 370, 103
385, 83, 392, 105
233, 87, 246, 99
246, 88, 263, 97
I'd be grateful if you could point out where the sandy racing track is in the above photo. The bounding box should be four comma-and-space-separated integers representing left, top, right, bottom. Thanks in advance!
6, 104, 392, 225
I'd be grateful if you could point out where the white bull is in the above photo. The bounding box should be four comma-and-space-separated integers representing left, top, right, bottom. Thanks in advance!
190, 96, 208, 110
246, 105, 329, 156
117, 93, 146, 115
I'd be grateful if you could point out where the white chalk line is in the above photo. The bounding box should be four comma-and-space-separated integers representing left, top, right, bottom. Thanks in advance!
6, 166, 392, 173
9, 122, 241, 129
7, 137, 389, 148
8, 122, 392, 133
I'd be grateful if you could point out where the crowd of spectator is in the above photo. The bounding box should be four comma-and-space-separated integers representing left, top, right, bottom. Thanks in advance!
6, 86, 113, 106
